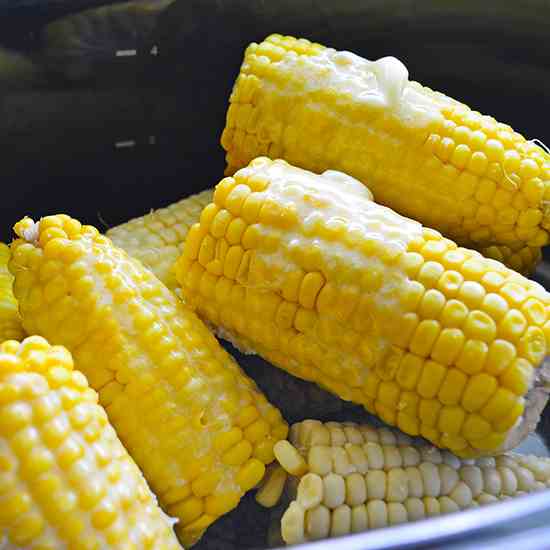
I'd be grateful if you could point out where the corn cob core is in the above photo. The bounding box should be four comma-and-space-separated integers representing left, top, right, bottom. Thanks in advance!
107, 189, 214, 290
274, 420, 550, 545
0, 243, 25, 343
176, 157, 550, 458
221, 34, 550, 274
0, 335, 181, 550
10, 215, 288, 546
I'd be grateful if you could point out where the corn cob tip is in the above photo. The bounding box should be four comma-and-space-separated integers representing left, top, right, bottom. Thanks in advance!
13, 217, 39, 244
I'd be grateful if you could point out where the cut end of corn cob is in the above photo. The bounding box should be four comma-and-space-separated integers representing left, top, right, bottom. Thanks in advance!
107, 189, 214, 290
0, 335, 181, 549
222, 34, 550, 273
0, 243, 25, 343
176, 157, 550, 458
10, 213, 288, 546
273, 420, 550, 545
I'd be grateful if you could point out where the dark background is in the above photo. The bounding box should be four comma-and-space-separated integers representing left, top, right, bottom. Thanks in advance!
1, 2, 549, 549
0, 0, 549, 240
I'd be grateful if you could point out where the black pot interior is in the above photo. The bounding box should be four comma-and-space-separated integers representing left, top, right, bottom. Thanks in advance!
1, 0, 549, 240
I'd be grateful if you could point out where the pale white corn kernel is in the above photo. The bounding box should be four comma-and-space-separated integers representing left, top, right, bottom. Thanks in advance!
449, 481, 473, 507
275, 440, 308, 476
367, 500, 388, 529
366, 470, 387, 500
297, 473, 324, 510
365, 442, 384, 470
345, 473, 367, 506
346, 444, 369, 474
309, 446, 333, 476
420, 462, 441, 497
387, 468, 409, 503
306, 505, 331, 540
405, 497, 425, 521
460, 466, 483, 497
351, 505, 369, 532
323, 473, 346, 508
406, 466, 424, 498
388, 502, 408, 524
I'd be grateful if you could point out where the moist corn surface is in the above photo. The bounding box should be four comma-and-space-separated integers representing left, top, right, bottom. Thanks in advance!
222, 34, 550, 274
107, 189, 214, 290
176, 157, 550, 458
0, 336, 181, 550
107, 188, 351, 421
276, 420, 550, 545
0, 243, 25, 342
10, 214, 288, 546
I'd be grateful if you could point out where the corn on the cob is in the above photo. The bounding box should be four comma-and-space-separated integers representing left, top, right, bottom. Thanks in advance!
176, 157, 550, 458
107, 189, 214, 290
221, 34, 550, 274
42, 0, 174, 80
107, 189, 353, 420
10, 215, 288, 546
272, 420, 550, 545
0, 335, 181, 549
0, 243, 24, 342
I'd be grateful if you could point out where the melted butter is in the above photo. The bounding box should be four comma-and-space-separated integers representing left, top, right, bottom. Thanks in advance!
275, 47, 455, 127
239, 160, 422, 383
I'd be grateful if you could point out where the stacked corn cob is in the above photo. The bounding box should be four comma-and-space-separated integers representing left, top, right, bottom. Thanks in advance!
221, 34, 550, 274
10, 215, 288, 546
107, 189, 213, 291
266, 420, 550, 545
0, 335, 181, 549
176, 157, 550, 458
0, 243, 24, 342
42, 0, 174, 80
106, 188, 352, 422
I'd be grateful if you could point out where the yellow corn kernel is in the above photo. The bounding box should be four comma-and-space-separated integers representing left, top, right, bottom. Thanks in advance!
0, 336, 181, 549
275, 419, 550, 544
107, 189, 213, 290
177, 158, 550, 457
0, 244, 25, 342
11, 215, 287, 545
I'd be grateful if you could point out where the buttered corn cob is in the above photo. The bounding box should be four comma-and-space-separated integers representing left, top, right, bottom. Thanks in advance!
10, 215, 288, 546
107, 189, 213, 290
222, 34, 550, 273
272, 420, 550, 545
176, 157, 550, 458
108, 189, 351, 420
0, 243, 24, 342
0, 335, 181, 549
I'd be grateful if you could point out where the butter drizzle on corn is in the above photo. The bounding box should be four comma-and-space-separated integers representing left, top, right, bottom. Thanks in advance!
274, 420, 550, 545
10, 214, 288, 546
0, 336, 181, 550
176, 157, 550, 458
222, 34, 550, 274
